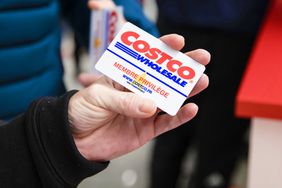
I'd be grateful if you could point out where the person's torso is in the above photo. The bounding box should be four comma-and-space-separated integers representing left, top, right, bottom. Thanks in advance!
157, 0, 269, 34
0, 0, 65, 120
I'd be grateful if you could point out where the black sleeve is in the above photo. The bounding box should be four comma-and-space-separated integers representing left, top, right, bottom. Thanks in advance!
0, 91, 108, 188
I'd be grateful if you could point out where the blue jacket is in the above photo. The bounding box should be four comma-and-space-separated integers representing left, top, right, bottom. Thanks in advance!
115, 0, 159, 37
0, 0, 158, 120
0, 0, 65, 120
157, 0, 269, 34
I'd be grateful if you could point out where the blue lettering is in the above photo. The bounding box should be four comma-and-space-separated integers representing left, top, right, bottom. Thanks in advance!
134, 53, 188, 87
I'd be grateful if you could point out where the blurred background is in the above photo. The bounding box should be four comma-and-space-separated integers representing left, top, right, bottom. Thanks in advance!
2, 0, 281, 187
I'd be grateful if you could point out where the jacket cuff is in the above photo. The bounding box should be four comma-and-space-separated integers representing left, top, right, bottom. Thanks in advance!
26, 90, 109, 187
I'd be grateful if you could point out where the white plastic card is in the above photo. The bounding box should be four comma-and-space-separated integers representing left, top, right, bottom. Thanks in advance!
89, 7, 123, 75
95, 22, 205, 115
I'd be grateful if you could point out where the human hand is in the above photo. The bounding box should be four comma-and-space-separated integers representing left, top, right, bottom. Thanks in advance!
88, 0, 116, 10
87, 0, 126, 23
69, 34, 210, 161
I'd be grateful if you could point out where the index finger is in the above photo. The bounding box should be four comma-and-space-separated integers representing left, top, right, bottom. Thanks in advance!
159, 34, 185, 51
160, 34, 210, 66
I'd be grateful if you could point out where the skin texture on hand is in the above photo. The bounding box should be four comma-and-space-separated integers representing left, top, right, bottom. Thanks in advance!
69, 34, 210, 161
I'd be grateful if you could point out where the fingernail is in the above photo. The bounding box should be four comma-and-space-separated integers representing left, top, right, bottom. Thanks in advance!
139, 100, 155, 113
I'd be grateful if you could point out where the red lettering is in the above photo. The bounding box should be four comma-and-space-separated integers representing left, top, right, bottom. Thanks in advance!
177, 66, 195, 79
167, 60, 182, 72
132, 40, 150, 53
145, 48, 161, 60
108, 11, 118, 43
120, 31, 196, 80
121, 31, 140, 45
156, 52, 172, 65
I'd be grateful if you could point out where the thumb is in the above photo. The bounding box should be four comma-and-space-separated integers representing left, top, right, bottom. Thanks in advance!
94, 86, 157, 118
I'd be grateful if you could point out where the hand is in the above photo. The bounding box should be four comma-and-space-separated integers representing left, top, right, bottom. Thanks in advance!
69, 34, 210, 161
87, 0, 127, 31
88, 0, 116, 10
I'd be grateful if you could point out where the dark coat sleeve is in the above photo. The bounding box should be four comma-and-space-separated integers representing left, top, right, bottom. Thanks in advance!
0, 90, 108, 188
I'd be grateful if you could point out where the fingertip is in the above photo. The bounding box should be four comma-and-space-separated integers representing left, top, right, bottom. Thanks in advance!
200, 49, 211, 64
188, 74, 209, 98
88, 0, 116, 10
202, 74, 209, 88
182, 103, 198, 118
138, 99, 157, 117
197, 74, 209, 90
186, 49, 211, 66
160, 34, 185, 50
78, 73, 87, 84
78, 73, 101, 87
88, 0, 97, 9
78, 72, 87, 81
78, 73, 91, 85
